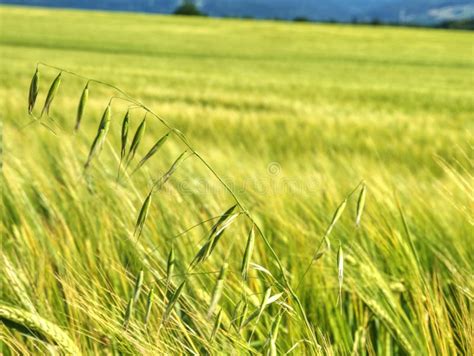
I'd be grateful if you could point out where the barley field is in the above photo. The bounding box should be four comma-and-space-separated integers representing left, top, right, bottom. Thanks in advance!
0, 5, 473, 355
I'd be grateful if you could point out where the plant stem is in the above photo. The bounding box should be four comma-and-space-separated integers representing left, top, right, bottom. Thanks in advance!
37, 63, 321, 350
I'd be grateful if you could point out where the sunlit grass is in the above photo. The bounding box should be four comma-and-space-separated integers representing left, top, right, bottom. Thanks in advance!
1, 5, 473, 355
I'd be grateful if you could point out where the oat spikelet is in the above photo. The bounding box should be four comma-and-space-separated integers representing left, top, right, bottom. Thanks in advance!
132, 270, 144, 304
356, 184, 367, 227
241, 226, 255, 280
84, 104, 111, 169
134, 191, 152, 238
144, 287, 154, 326
166, 247, 175, 287
191, 205, 238, 266
207, 262, 228, 318
161, 281, 185, 324
132, 132, 169, 175
126, 115, 146, 166
210, 308, 223, 342
41, 72, 62, 118
152, 150, 187, 191
28, 68, 39, 114
324, 199, 347, 250
123, 298, 134, 330
337, 244, 344, 306
268, 313, 282, 356
74, 83, 89, 132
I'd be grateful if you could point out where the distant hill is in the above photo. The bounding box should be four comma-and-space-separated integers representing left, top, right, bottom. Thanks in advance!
1, 0, 473, 24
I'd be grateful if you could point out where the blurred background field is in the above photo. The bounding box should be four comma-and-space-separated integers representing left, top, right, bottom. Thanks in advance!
1, 5, 473, 355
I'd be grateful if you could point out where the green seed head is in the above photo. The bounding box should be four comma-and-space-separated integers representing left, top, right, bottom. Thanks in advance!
74, 82, 89, 132
28, 68, 39, 114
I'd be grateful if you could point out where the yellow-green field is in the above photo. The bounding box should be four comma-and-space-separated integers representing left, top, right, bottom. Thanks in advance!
1, 5, 473, 355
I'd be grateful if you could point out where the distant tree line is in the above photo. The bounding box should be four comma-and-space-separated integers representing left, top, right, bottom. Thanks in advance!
172, 0, 473, 31
435, 18, 474, 30
345, 17, 474, 30
281, 16, 474, 30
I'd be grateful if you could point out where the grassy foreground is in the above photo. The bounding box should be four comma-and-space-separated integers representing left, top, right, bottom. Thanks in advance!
1, 5, 473, 355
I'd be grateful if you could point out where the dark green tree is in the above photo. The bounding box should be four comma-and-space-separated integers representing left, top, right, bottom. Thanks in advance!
173, 0, 205, 16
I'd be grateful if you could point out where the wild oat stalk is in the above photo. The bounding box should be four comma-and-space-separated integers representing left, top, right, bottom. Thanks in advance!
26, 63, 347, 351
295, 181, 365, 292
